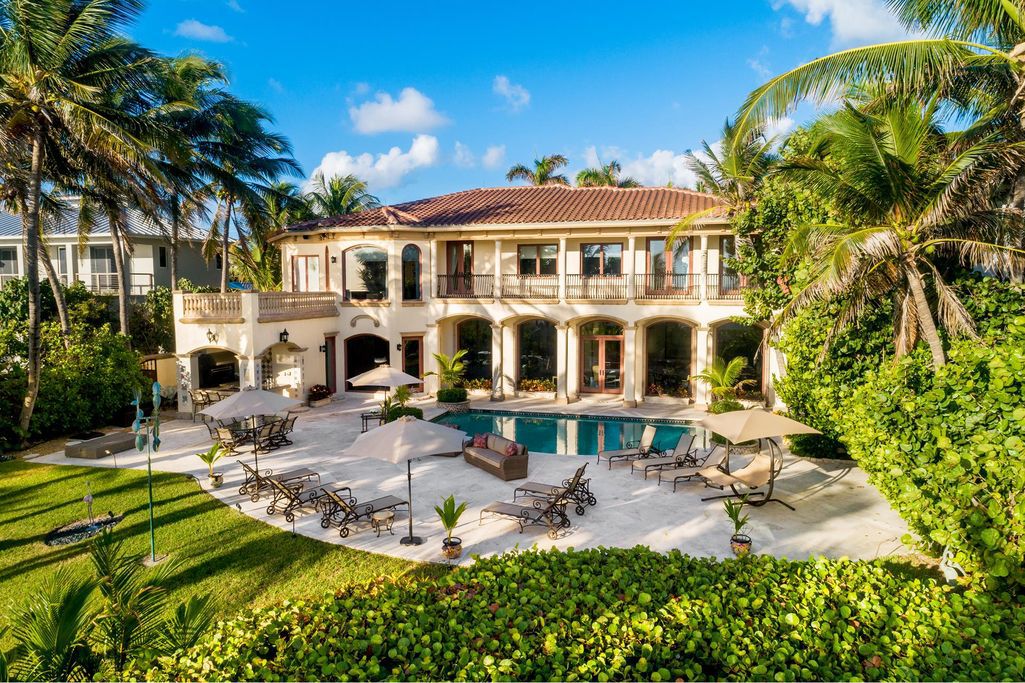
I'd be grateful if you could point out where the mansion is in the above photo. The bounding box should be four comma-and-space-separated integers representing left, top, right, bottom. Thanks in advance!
172, 186, 779, 413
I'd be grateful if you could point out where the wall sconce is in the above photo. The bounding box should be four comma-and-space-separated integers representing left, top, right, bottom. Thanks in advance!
206, 329, 217, 343
279, 329, 290, 343
330, 255, 337, 264
396, 343, 402, 351
319, 344, 328, 353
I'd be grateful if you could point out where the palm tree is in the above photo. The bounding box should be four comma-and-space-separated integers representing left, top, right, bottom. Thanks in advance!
505, 154, 571, 186
691, 356, 756, 402
775, 99, 1025, 368
0, 0, 161, 435
667, 120, 778, 248
305, 172, 380, 217
575, 160, 641, 187
424, 349, 468, 389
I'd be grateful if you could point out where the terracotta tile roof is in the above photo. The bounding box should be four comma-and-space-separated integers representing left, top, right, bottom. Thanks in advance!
281, 186, 724, 234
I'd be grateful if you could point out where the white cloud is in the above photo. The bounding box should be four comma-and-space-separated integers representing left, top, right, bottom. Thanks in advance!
348, 87, 448, 134
226, 0, 244, 12
174, 19, 232, 43
582, 145, 698, 188
774, 0, 912, 46
765, 116, 796, 140
453, 141, 475, 168
310, 135, 439, 189
267, 78, 284, 93
482, 145, 506, 169
747, 57, 772, 80
493, 75, 530, 111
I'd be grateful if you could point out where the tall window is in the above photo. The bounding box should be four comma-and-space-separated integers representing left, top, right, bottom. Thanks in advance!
292, 255, 321, 292
158, 246, 167, 268
56, 246, 67, 276
518, 245, 557, 275
519, 320, 556, 384
343, 247, 387, 300
582, 243, 623, 275
401, 244, 422, 300
649, 238, 690, 275
720, 236, 737, 275
0, 247, 17, 276
90, 246, 115, 274
646, 322, 692, 397
456, 319, 492, 381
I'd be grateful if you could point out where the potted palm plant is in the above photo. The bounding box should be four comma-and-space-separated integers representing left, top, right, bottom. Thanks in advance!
435, 494, 468, 559
724, 497, 752, 556
425, 350, 470, 412
196, 443, 225, 488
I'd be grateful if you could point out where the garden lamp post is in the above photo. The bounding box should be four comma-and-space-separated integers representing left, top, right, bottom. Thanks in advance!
133, 381, 164, 564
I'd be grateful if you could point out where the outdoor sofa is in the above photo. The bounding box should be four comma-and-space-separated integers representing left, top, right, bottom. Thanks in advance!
463, 432, 529, 481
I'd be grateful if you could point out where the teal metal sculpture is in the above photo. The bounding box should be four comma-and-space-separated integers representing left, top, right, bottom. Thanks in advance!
133, 381, 162, 563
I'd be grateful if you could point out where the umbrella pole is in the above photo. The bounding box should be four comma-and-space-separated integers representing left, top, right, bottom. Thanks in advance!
400, 459, 423, 546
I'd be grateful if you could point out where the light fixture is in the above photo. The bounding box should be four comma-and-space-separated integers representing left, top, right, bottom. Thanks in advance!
395, 343, 402, 351
330, 255, 337, 264
205, 329, 217, 343
279, 329, 289, 343
319, 344, 328, 353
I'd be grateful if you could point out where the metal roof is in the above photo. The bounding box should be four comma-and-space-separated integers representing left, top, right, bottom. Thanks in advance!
0, 201, 208, 242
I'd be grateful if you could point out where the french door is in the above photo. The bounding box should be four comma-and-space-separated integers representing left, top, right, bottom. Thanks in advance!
324, 335, 337, 394
581, 335, 623, 393
401, 335, 424, 392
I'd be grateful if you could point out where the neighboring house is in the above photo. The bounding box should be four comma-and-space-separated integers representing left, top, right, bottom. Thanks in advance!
172, 185, 779, 411
0, 199, 220, 295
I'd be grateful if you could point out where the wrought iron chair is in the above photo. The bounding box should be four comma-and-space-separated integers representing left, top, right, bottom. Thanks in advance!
513, 463, 597, 515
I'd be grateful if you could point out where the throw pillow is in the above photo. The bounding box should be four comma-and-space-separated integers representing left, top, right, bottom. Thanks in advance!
505, 442, 519, 457
473, 434, 488, 448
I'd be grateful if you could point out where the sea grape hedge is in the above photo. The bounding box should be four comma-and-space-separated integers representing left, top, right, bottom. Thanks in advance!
157, 548, 1025, 681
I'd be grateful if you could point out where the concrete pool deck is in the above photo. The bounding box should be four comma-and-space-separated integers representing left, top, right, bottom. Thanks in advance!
29, 396, 913, 566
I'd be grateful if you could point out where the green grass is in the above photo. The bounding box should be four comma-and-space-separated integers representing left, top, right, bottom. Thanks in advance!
0, 460, 447, 651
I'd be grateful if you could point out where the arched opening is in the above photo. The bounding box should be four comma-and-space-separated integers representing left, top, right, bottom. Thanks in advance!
714, 321, 764, 397
196, 349, 239, 389
344, 334, 390, 391
343, 246, 388, 301
579, 320, 624, 394
401, 244, 422, 301
645, 321, 693, 398
518, 320, 556, 391
455, 318, 492, 382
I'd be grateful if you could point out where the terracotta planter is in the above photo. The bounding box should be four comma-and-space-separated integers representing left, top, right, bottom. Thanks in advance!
209, 472, 224, 489
730, 533, 752, 556
442, 537, 463, 559
308, 397, 331, 408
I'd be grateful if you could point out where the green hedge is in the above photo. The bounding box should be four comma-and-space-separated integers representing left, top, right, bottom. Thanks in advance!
159, 548, 1025, 681
385, 406, 423, 422
437, 387, 468, 403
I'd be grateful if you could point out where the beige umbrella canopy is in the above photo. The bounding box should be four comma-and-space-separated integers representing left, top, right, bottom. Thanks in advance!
346, 416, 468, 545
699, 409, 820, 444
348, 365, 422, 390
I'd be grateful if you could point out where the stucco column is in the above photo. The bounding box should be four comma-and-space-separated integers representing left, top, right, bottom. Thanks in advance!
429, 237, 439, 300
567, 324, 580, 400
633, 324, 646, 405
699, 233, 709, 301
502, 323, 517, 397
558, 237, 567, 301
622, 324, 637, 407
176, 354, 198, 418
425, 323, 440, 395
626, 235, 636, 301
555, 324, 569, 404
388, 239, 401, 308
490, 323, 504, 401
695, 325, 711, 405
493, 239, 503, 299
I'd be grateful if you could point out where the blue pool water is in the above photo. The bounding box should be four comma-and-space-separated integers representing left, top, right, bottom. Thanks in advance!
433, 409, 705, 456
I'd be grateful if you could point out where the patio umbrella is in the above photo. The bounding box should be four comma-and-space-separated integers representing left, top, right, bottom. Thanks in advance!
345, 416, 467, 546
200, 388, 302, 472
348, 365, 422, 390
699, 410, 820, 445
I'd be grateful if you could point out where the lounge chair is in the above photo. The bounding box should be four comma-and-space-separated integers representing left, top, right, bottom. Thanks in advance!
658, 446, 726, 491
237, 460, 320, 501
631, 433, 698, 478
596, 424, 661, 470
266, 478, 319, 523
480, 489, 572, 539
270, 415, 298, 447
699, 439, 793, 510
317, 486, 408, 538
513, 462, 597, 515
215, 428, 241, 455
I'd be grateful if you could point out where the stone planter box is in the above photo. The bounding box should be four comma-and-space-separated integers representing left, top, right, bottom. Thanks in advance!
308, 397, 331, 408
65, 432, 135, 460
437, 400, 471, 413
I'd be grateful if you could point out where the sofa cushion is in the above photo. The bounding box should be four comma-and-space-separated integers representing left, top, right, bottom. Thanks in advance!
490, 435, 514, 456
472, 433, 488, 448
465, 447, 505, 468
505, 442, 520, 457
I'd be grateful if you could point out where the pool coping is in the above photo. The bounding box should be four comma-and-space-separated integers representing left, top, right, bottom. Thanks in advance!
430, 407, 699, 427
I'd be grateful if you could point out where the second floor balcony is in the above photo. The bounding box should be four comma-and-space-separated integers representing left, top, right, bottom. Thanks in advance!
436, 274, 495, 299
179, 291, 339, 324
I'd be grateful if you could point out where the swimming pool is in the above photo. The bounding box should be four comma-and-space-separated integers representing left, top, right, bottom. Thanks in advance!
433, 409, 704, 456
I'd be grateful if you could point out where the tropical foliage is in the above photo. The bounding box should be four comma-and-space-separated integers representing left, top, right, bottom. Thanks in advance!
575, 160, 639, 187
690, 356, 754, 402
304, 172, 380, 217
505, 154, 571, 186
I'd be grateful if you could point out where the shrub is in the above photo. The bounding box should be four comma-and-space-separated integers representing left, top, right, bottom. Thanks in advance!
307, 384, 331, 401
161, 548, 1025, 681
385, 406, 423, 422
459, 377, 492, 391
436, 387, 467, 403
518, 377, 556, 392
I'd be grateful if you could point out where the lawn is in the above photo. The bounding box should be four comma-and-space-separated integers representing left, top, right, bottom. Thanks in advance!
0, 459, 448, 652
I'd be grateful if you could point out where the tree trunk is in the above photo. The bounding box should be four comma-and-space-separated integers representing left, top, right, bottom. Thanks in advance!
220, 200, 232, 293
109, 210, 131, 340
37, 240, 72, 345
170, 193, 180, 291
19, 131, 44, 438
906, 261, 946, 368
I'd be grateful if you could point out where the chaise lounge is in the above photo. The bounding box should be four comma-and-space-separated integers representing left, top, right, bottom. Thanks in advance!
463, 433, 529, 481
237, 460, 320, 501
513, 462, 597, 515
317, 486, 409, 538
597, 424, 661, 470
480, 487, 573, 539
631, 433, 698, 478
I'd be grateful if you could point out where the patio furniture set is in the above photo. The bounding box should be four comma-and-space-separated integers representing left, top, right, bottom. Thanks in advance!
189, 388, 239, 421
208, 413, 299, 455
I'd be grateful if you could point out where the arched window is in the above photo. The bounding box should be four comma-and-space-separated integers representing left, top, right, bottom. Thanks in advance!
645, 322, 693, 397
714, 322, 763, 396
401, 244, 421, 300
343, 246, 387, 301
456, 319, 492, 381
518, 321, 556, 387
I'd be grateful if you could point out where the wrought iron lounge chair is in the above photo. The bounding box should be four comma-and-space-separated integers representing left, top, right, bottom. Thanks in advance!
270, 415, 298, 447
317, 486, 408, 538
658, 446, 726, 491
214, 428, 241, 455
237, 460, 320, 501
699, 439, 793, 510
480, 488, 572, 539
596, 424, 661, 470
265, 478, 319, 523
513, 463, 597, 515
631, 433, 699, 478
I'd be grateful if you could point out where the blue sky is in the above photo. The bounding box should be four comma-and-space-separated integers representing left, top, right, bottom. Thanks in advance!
130, 0, 912, 204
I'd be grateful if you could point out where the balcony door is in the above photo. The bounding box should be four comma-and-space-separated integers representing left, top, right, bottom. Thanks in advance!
648, 237, 691, 292
445, 241, 473, 295
580, 321, 624, 394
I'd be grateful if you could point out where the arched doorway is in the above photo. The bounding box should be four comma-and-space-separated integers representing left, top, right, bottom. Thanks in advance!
196, 349, 239, 389
580, 320, 623, 394
456, 318, 492, 381
344, 334, 389, 391
645, 321, 693, 398
714, 322, 764, 396
518, 320, 556, 391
